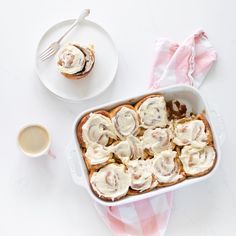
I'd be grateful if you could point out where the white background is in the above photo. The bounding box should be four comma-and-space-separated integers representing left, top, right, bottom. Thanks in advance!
0, 0, 235, 235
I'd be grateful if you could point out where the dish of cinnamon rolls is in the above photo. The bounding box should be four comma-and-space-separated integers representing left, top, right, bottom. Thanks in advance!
76, 94, 216, 201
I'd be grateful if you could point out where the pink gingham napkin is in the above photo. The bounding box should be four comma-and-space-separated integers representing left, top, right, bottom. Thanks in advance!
94, 29, 217, 236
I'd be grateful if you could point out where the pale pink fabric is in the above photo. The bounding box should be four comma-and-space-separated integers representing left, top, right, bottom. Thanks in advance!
149, 29, 217, 89
94, 29, 216, 236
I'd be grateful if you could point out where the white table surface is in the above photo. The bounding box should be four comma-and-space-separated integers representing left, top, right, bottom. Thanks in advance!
0, 0, 235, 235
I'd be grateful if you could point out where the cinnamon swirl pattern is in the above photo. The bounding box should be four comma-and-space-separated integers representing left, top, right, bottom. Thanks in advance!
136, 95, 168, 129
77, 94, 217, 201
152, 150, 186, 185
80, 113, 117, 147
142, 128, 174, 155
111, 105, 140, 139
90, 164, 130, 201
57, 43, 95, 80
179, 145, 216, 177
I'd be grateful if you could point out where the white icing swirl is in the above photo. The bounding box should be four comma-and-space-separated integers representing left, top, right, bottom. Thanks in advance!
57, 44, 86, 74
137, 96, 168, 129
111, 135, 143, 164
142, 128, 173, 154
85, 144, 111, 165
127, 160, 153, 192
173, 120, 207, 146
57, 44, 94, 75
112, 107, 139, 139
82, 113, 117, 146
152, 150, 185, 184
179, 145, 216, 176
90, 164, 130, 200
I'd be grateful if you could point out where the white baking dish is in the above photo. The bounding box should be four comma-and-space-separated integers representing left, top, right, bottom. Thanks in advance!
67, 85, 224, 206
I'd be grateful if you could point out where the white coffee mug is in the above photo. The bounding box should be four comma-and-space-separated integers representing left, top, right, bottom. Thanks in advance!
17, 123, 51, 158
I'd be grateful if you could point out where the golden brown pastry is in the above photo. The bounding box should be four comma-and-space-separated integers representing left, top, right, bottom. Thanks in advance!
90, 163, 130, 201
110, 105, 140, 140
127, 159, 157, 195
111, 135, 145, 164
179, 144, 216, 177
151, 150, 186, 186
141, 127, 174, 155
83, 144, 114, 171
135, 95, 168, 129
77, 110, 117, 148
57, 43, 95, 80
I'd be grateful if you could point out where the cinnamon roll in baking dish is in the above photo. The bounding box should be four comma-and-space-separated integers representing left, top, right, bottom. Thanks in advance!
83, 144, 114, 171
76, 93, 217, 202
111, 135, 145, 164
152, 150, 186, 186
142, 127, 174, 155
110, 105, 140, 139
173, 114, 213, 146
90, 163, 130, 201
127, 160, 156, 194
179, 144, 216, 177
57, 43, 95, 80
77, 110, 117, 148
135, 95, 168, 129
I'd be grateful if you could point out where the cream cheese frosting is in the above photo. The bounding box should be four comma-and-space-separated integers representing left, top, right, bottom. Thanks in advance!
152, 150, 185, 184
82, 113, 117, 146
90, 164, 130, 200
111, 135, 143, 164
142, 128, 173, 154
173, 120, 207, 146
137, 96, 168, 129
57, 44, 86, 74
179, 145, 216, 176
57, 44, 94, 75
127, 160, 153, 192
85, 144, 111, 165
112, 107, 139, 139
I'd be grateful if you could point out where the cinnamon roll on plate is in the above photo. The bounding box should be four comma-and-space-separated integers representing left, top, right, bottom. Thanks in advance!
57, 43, 95, 80
152, 150, 186, 186
90, 163, 130, 201
110, 105, 140, 140
77, 110, 117, 148
135, 95, 168, 129
179, 144, 216, 177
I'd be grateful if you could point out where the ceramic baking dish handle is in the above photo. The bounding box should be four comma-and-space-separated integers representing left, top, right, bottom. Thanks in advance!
66, 142, 86, 188
209, 107, 226, 146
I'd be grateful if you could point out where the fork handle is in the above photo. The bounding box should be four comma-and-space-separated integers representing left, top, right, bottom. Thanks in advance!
57, 9, 90, 44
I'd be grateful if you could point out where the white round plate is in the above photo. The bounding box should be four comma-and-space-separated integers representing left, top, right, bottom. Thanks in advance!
35, 19, 118, 102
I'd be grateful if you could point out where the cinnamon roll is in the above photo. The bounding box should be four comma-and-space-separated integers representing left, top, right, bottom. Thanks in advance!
83, 144, 113, 171
152, 150, 186, 186
110, 105, 140, 140
111, 135, 144, 164
135, 95, 168, 129
142, 127, 174, 155
90, 163, 130, 201
179, 145, 216, 177
57, 43, 95, 80
77, 111, 117, 148
127, 160, 156, 194
173, 118, 208, 146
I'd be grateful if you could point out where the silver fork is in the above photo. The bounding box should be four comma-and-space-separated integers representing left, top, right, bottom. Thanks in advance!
39, 9, 90, 61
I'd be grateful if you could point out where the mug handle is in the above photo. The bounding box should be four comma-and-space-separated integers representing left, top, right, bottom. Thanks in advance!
209, 107, 226, 147
66, 142, 86, 188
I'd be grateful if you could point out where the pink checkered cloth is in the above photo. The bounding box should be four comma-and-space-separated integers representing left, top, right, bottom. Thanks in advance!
94, 29, 217, 236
